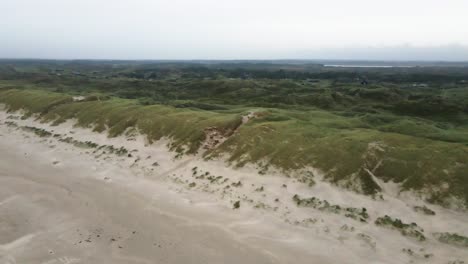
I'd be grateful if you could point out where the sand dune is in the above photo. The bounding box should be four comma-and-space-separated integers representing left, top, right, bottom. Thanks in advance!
1, 107, 467, 264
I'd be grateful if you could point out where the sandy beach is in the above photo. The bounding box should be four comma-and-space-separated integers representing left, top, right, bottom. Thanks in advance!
0, 111, 326, 264
1, 107, 467, 264
0, 140, 280, 264
0, 131, 314, 264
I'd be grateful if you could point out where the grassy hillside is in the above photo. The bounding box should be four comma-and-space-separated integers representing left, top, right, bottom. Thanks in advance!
0, 90, 468, 208
0, 89, 242, 154
1, 60, 467, 208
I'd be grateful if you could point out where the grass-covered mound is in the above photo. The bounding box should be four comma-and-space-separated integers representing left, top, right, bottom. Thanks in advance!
0, 89, 242, 154
208, 108, 468, 206
1, 89, 467, 209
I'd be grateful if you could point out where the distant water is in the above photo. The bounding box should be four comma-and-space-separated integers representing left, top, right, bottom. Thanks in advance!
325, 64, 414, 68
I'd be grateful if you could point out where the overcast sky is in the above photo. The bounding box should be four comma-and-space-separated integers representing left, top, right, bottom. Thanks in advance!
2, 0, 468, 60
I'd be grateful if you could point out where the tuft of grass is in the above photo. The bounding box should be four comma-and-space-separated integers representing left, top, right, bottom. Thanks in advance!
293, 194, 369, 222
231, 181, 242, 187
433, 232, 468, 248
4, 121, 18, 127
21, 126, 52, 137
413, 205, 436, 216
375, 215, 426, 241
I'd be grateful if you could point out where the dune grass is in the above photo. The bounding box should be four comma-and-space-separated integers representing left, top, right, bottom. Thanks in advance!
0, 89, 242, 154
0, 89, 72, 116
207, 108, 468, 203
1, 89, 467, 208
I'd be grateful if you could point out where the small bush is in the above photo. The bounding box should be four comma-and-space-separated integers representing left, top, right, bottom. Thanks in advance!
293, 194, 369, 222
413, 205, 436, 215
433, 232, 468, 248
21, 126, 52, 137
375, 215, 425, 241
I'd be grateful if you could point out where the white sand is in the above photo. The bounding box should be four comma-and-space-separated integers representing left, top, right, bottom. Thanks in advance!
0, 106, 467, 264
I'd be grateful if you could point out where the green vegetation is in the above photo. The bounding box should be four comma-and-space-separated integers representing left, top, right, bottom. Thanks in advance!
231, 181, 243, 187
206, 175, 223, 184
375, 215, 425, 241
1, 60, 467, 208
0, 89, 242, 154
293, 194, 369, 222
433, 232, 468, 248
58, 137, 100, 149
255, 186, 264, 192
413, 205, 436, 215
401, 248, 433, 259
4, 121, 18, 127
448, 260, 465, 264
21, 126, 52, 137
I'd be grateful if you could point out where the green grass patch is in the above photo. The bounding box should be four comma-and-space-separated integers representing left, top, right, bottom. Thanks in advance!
433, 232, 468, 248
293, 194, 369, 222
375, 215, 426, 241
1, 89, 242, 154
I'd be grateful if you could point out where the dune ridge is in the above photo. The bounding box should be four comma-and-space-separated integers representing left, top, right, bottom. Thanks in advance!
1, 105, 468, 264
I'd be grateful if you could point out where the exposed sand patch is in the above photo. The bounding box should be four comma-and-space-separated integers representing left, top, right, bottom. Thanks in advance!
0, 106, 467, 264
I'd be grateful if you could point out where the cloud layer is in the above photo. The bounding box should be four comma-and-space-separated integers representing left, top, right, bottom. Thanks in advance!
2, 0, 468, 60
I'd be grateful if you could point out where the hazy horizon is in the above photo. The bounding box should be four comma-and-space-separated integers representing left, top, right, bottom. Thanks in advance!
3, 0, 468, 61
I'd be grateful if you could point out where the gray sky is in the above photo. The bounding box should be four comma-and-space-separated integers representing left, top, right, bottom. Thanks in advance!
2, 0, 468, 60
